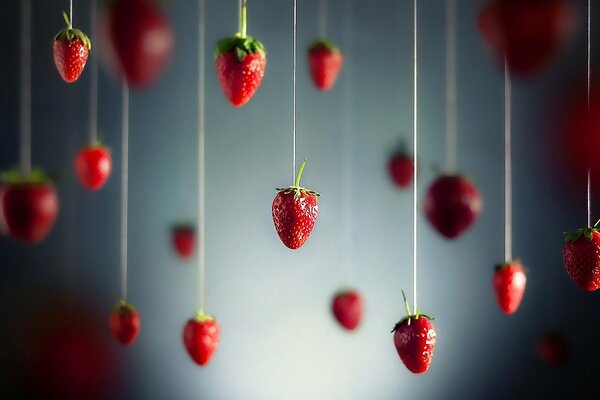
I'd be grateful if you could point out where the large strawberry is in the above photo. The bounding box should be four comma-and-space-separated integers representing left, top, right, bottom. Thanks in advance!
307, 39, 343, 91
388, 151, 414, 189
171, 224, 195, 260
391, 291, 436, 374
183, 310, 221, 367
106, 0, 174, 87
109, 300, 141, 346
272, 160, 319, 250
53, 12, 91, 83
424, 175, 482, 239
0, 169, 59, 243
563, 224, 600, 291
493, 261, 527, 314
331, 288, 363, 331
74, 144, 112, 191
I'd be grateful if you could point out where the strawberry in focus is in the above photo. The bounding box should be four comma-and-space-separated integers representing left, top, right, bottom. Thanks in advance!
493, 261, 527, 314
331, 289, 363, 331
109, 300, 141, 346
172, 224, 195, 260
307, 39, 343, 91
74, 144, 112, 191
53, 12, 91, 83
388, 152, 414, 189
272, 159, 319, 250
563, 224, 600, 291
183, 310, 221, 366
537, 333, 568, 368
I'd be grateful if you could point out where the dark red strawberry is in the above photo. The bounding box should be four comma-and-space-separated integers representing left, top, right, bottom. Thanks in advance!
74, 144, 112, 191
331, 289, 364, 331
478, 0, 576, 77
0, 169, 59, 243
391, 291, 436, 374
109, 300, 140, 346
424, 175, 482, 239
272, 159, 319, 250
183, 310, 221, 366
536, 333, 568, 367
388, 152, 414, 189
105, 0, 174, 87
172, 224, 195, 260
53, 12, 91, 83
307, 39, 343, 91
563, 225, 600, 291
493, 260, 527, 314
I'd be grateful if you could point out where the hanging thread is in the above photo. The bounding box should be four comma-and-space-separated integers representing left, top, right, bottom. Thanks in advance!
20, 0, 32, 177
69, 0, 73, 26
120, 81, 129, 301
292, 0, 297, 183
318, 0, 327, 38
504, 60, 512, 262
89, 0, 98, 144
587, 0, 591, 228
239, 0, 247, 38
412, 0, 418, 312
445, 0, 457, 173
198, 0, 206, 312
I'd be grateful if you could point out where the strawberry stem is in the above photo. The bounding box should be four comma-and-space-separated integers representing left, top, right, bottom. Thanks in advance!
295, 159, 307, 187
401, 289, 412, 316
240, 0, 247, 38
594, 218, 600, 228
62, 11, 72, 29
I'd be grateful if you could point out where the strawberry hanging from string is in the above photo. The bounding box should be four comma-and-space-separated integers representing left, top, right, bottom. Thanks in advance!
388, 143, 414, 189
53, 9, 91, 83
308, 39, 343, 91
493, 261, 526, 314
171, 224, 196, 260
75, 143, 112, 191
183, 311, 221, 366
109, 300, 140, 345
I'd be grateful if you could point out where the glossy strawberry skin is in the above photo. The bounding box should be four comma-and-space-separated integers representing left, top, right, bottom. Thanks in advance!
388, 153, 414, 189
109, 303, 141, 346
424, 175, 482, 239
172, 225, 195, 259
308, 43, 343, 91
272, 191, 319, 250
536, 333, 568, 367
75, 146, 112, 191
393, 317, 437, 374
215, 50, 266, 107
493, 261, 527, 314
563, 230, 600, 291
0, 183, 59, 243
53, 39, 90, 83
183, 317, 221, 366
331, 289, 364, 331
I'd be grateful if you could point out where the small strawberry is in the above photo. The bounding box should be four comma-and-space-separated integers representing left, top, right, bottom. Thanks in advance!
391, 291, 436, 374
74, 144, 112, 191
331, 288, 364, 331
307, 39, 343, 91
388, 152, 414, 189
109, 300, 141, 346
493, 260, 527, 314
183, 310, 221, 367
536, 332, 568, 368
0, 169, 59, 243
272, 159, 319, 250
172, 224, 195, 260
53, 12, 91, 83
424, 174, 482, 239
563, 223, 600, 291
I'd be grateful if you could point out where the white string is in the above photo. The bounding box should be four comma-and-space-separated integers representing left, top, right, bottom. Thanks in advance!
70, 0, 73, 27
587, 0, 591, 228
318, 0, 327, 38
504, 60, 512, 262
445, 0, 457, 173
120, 81, 129, 301
412, 0, 418, 312
89, 0, 98, 144
238, 0, 242, 33
292, 0, 297, 183
198, 0, 206, 312
20, 0, 32, 177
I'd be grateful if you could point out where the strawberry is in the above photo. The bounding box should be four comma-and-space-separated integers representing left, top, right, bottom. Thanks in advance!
493, 261, 527, 314
388, 152, 414, 189
563, 225, 600, 291
391, 291, 436, 374
109, 300, 141, 346
183, 310, 221, 366
331, 289, 364, 331
536, 333, 568, 368
171, 224, 195, 260
307, 39, 343, 91
0, 169, 59, 243
53, 12, 91, 83
106, 0, 174, 87
272, 159, 319, 250
424, 175, 482, 239
74, 144, 112, 191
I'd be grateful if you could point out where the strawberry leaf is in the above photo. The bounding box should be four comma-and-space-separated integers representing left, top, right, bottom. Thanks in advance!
0, 168, 54, 184
563, 228, 597, 242
309, 38, 340, 53
215, 35, 266, 62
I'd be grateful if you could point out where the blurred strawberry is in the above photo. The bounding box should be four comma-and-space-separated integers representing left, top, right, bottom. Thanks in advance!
307, 39, 343, 91
537, 333, 568, 367
183, 310, 221, 366
493, 261, 527, 314
172, 224, 195, 260
331, 288, 363, 330
74, 144, 112, 191
388, 152, 414, 189
109, 300, 141, 346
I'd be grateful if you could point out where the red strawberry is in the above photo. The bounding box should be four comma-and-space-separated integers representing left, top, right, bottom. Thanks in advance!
109, 300, 141, 346
106, 0, 174, 87
331, 289, 364, 331
536, 333, 568, 368
388, 152, 414, 189
272, 159, 319, 250
493, 261, 527, 314
563, 225, 600, 291
392, 291, 436, 374
0, 169, 59, 243
74, 145, 112, 191
307, 39, 343, 91
172, 224, 195, 260
424, 175, 482, 239
53, 12, 91, 83
183, 311, 221, 366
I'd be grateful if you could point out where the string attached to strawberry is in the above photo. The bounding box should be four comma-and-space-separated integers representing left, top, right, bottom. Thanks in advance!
52, 0, 91, 83
308, 0, 343, 91
391, 0, 436, 375
182, 0, 221, 367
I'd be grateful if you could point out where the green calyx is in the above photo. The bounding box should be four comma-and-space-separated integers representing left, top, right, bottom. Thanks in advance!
1, 168, 53, 184
54, 11, 92, 50
193, 309, 215, 322
390, 290, 434, 332
215, 35, 265, 62
563, 219, 600, 242
495, 260, 522, 272
115, 299, 136, 312
308, 38, 340, 53
276, 159, 320, 201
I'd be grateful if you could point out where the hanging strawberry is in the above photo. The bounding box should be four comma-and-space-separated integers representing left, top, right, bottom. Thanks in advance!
109, 300, 141, 346
307, 39, 343, 91
563, 223, 600, 291
424, 175, 482, 239
53, 12, 91, 83
388, 151, 414, 189
106, 0, 174, 87
171, 224, 195, 260
183, 310, 221, 366
272, 160, 319, 250
215, 0, 266, 107
74, 143, 112, 191
331, 289, 363, 331
493, 261, 527, 314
